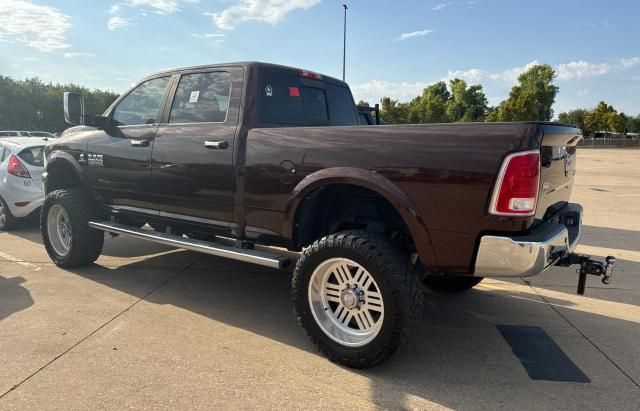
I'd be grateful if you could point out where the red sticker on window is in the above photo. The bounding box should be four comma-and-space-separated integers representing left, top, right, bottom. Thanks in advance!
288, 87, 300, 97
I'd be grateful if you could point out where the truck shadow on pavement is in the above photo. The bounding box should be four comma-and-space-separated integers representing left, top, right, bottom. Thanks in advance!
0, 276, 34, 321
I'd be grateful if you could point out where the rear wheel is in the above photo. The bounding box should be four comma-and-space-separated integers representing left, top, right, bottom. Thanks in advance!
0, 197, 17, 231
292, 230, 424, 368
41, 189, 104, 267
423, 275, 483, 293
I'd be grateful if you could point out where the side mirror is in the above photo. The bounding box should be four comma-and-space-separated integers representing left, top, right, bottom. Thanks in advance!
64, 92, 84, 125
63, 92, 107, 128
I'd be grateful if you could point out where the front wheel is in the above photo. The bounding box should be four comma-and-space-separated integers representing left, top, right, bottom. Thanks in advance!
292, 230, 424, 368
41, 189, 104, 267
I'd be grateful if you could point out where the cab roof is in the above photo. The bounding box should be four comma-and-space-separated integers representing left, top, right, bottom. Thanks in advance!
148, 61, 345, 86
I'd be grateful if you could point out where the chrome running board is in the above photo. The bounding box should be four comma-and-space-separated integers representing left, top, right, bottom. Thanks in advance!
88, 221, 291, 270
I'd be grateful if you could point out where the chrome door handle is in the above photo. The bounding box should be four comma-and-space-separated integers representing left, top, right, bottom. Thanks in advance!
130, 139, 150, 147
204, 141, 229, 149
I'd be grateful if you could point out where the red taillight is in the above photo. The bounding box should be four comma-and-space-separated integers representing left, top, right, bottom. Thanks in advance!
299, 69, 322, 80
7, 155, 31, 178
489, 151, 540, 216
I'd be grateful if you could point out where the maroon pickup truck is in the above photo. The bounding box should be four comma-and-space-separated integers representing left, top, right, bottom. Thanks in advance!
42, 62, 614, 368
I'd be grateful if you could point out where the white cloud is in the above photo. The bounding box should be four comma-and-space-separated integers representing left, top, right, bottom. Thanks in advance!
556, 60, 610, 80
442, 60, 540, 84
128, 0, 198, 14
432, 3, 449, 11
108, 16, 131, 30
396, 29, 434, 41
110, 0, 198, 14
443, 68, 489, 83
209, 0, 320, 30
64, 52, 96, 58
0, 0, 71, 52
620, 57, 640, 69
192, 33, 227, 39
555, 57, 640, 80
351, 80, 433, 104
489, 60, 540, 82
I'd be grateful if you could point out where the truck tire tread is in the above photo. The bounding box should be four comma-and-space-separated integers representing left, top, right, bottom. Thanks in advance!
41, 189, 104, 267
292, 230, 424, 368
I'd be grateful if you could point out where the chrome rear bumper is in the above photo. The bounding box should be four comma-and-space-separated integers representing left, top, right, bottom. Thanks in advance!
474, 203, 582, 277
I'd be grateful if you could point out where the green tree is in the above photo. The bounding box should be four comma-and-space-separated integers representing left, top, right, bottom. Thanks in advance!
584, 101, 616, 132
445, 79, 489, 122
610, 112, 628, 133
627, 114, 640, 133
411, 81, 450, 123
558, 109, 588, 130
487, 64, 558, 122
379, 97, 409, 124
0, 75, 118, 132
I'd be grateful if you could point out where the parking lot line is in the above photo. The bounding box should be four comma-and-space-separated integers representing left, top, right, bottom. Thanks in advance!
0, 251, 41, 271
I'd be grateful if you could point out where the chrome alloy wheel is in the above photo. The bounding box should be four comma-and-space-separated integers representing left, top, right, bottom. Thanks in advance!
308, 258, 384, 347
47, 204, 72, 256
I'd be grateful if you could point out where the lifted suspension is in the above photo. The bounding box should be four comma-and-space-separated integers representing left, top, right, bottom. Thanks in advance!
556, 254, 616, 295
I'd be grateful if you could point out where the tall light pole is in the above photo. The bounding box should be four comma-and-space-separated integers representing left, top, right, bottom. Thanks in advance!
342, 4, 348, 82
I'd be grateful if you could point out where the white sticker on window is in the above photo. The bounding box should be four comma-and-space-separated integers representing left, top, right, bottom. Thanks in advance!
189, 90, 200, 103
265, 85, 273, 97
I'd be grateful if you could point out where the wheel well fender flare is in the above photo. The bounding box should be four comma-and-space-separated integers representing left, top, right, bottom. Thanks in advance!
44, 151, 91, 194
284, 167, 437, 266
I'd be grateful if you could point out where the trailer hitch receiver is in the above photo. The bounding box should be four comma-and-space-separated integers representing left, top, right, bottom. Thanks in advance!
556, 254, 616, 295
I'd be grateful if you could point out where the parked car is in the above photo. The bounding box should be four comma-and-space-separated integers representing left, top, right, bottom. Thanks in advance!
40, 62, 614, 368
0, 131, 32, 137
27, 131, 57, 139
0, 137, 46, 230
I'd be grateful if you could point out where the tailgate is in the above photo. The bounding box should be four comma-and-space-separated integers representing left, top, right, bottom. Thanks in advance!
536, 124, 583, 220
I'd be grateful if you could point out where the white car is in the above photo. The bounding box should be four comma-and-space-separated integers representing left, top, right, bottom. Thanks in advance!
0, 137, 46, 230
27, 131, 57, 139
0, 131, 33, 137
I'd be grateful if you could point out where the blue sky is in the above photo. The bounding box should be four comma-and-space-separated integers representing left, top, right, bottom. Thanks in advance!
1, 0, 639, 116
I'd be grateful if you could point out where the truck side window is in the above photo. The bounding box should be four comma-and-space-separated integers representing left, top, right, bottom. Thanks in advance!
112, 76, 170, 126
169, 72, 231, 124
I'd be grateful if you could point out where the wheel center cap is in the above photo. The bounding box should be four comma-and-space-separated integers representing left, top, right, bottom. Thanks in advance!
341, 289, 359, 309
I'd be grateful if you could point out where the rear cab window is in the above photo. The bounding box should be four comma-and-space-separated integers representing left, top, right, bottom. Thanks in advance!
258, 68, 358, 127
18, 146, 45, 167
169, 71, 231, 124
